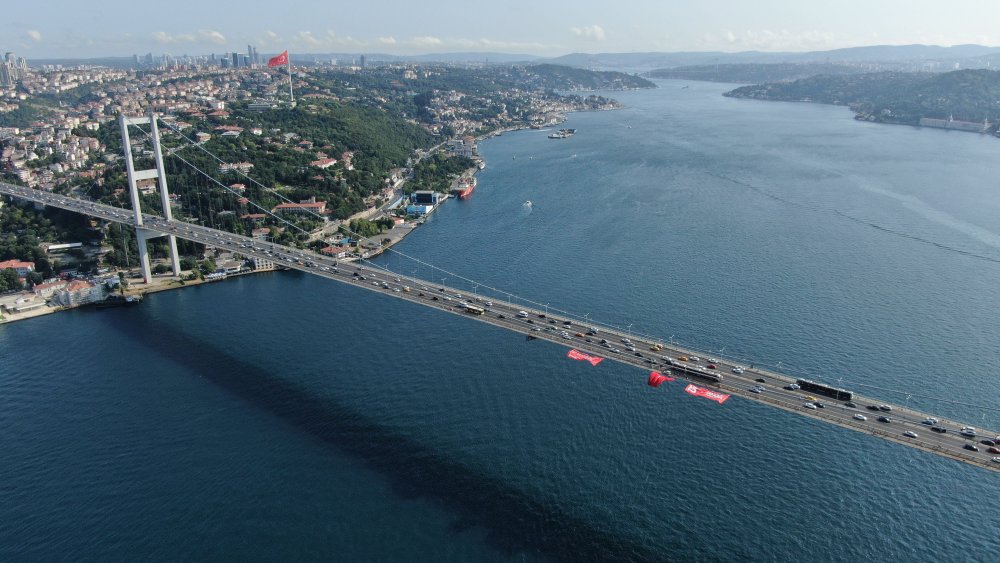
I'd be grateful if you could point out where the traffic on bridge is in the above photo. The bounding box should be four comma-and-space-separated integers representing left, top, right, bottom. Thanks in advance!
2, 180, 999, 473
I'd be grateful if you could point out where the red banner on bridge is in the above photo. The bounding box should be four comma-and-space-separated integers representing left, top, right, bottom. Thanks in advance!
684, 384, 730, 404
567, 349, 603, 366
647, 371, 674, 387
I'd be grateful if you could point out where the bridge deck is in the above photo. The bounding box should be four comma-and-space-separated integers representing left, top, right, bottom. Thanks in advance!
2, 181, 997, 474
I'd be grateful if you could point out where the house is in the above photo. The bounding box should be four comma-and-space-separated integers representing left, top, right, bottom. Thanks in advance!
320, 245, 349, 258
0, 259, 35, 277
273, 200, 327, 216
32, 279, 69, 299
53, 280, 106, 307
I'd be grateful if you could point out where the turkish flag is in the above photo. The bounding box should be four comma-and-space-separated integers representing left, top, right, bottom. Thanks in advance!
268, 50, 289, 67
567, 349, 603, 366
647, 371, 674, 387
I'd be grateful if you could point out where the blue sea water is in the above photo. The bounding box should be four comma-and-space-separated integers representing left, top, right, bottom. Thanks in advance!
2, 79, 1000, 561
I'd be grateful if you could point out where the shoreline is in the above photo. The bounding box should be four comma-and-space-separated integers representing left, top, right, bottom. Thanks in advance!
2, 103, 622, 326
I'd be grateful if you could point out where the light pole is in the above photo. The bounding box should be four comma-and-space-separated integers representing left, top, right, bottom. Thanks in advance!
627, 323, 633, 339
544, 303, 549, 315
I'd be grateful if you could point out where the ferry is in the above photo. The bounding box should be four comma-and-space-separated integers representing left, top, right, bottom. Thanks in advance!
548, 128, 577, 139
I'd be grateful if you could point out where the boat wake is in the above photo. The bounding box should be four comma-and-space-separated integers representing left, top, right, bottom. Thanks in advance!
709, 171, 1000, 266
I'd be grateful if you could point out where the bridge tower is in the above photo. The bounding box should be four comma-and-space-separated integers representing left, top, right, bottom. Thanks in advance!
118, 112, 181, 283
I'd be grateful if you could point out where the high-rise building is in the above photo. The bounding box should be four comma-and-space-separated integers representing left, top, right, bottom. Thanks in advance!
359, 54, 366, 68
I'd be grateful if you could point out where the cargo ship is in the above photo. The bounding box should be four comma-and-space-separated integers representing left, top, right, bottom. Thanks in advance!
450, 176, 477, 199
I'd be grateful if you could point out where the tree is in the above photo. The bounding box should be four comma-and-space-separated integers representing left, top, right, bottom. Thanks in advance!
24, 271, 44, 288
0, 268, 23, 292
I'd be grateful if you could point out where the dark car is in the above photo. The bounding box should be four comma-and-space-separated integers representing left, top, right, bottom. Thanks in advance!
526, 319, 534, 324
877, 416, 891, 423
844, 402, 857, 408
549, 320, 556, 324
867, 405, 881, 411
538, 313, 546, 318
497, 314, 505, 319
813, 402, 825, 409
964, 444, 980, 452
981, 439, 997, 447
432, 296, 439, 301
755, 378, 766, 383
931, 426, 947, 433
634, 352, 643, 358
707, 364, 717, 369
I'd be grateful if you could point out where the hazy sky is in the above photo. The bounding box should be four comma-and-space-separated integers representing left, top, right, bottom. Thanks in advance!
5, 0, 1000, 59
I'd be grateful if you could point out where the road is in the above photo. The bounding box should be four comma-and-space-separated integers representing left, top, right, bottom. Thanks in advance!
3, 181, 999, 473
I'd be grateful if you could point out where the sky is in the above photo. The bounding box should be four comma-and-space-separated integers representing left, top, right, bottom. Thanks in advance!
5, 0, 1000, 59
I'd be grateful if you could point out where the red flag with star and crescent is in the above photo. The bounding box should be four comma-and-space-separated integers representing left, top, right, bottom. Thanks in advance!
268, 50, 289, 68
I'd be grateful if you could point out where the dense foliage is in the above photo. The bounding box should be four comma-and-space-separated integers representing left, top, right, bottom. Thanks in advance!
647, 63, 864, 84
724, 69, 1000, 126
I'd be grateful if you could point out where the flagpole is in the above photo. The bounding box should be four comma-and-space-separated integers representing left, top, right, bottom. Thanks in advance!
286, 54, 294, 104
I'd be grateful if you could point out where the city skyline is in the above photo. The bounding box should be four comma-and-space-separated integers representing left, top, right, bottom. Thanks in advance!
6, 0, 1000, 59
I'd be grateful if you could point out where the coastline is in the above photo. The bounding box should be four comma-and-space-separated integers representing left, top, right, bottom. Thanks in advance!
2, 101, 626, 326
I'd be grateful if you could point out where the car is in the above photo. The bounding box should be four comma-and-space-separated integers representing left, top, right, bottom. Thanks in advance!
526, 319, 534, 324
689, 356, 701, 362
485, 302, 493, 307
678, 356, 689, 362
813, 402, 825, 409
750, 387, 762, 394
877, 416, 891, 423
497, 314, 504, 318
517, 311, 528, 318
549, 320, 556, 324
903, 431, 918, 438
878, 405, 892, 411
575, 332, 584, 338
964, 444, 980, 452
931, 426, 947, 434
755, 377, 766, 383
611, 348, 621, 353
867, 405, 882, 411
805, 396, 817, 402
707, 364, 717, 369
788, 383, 801, 390
844, 402, 857, 408
980, 439, 997, 447
432, 296, 439, 300
532, 327, 541, 332
732, 367, 745, 374
538, 313, 546, 318
989, 447, 1000, 455
708, 358, 718, 364
803, 403, 817, 409
627, 346, 637, 352
921, 418, 938, 425
563, 321, 572, 326
960, 427, 978, 437
993, 457, 1000, 464
418, 292, 425, 297
853, 414, 867, 421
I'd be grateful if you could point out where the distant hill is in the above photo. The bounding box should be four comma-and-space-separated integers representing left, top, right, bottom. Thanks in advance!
525, 64, 654, 90
723, 69, 1000, 127
646, 63, 867, 84
543, 44, 1000, 71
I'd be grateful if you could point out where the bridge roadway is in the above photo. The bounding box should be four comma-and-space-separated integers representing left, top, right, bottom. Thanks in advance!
3, 181, 999, 473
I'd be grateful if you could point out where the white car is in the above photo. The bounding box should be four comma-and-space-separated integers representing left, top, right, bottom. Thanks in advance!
853, 414, 867, 421
903, 431, 918, 438
803, 403, 817, 410
732, 367, 744, 374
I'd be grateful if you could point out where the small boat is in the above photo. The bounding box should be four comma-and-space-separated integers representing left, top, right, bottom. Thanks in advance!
523, 200, 532, 206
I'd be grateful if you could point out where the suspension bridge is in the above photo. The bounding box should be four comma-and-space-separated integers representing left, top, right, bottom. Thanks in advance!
1, 113, 998, 474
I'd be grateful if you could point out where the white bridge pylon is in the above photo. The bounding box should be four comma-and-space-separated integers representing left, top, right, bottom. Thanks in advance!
118, 112, 181, 283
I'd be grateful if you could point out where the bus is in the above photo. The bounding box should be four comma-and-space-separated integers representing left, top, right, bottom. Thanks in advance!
465, 305, 485, 315
796, 379, 853, 401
